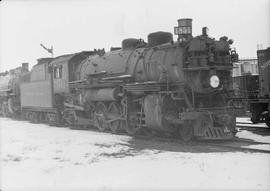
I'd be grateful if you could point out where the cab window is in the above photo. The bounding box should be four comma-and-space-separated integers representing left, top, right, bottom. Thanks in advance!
54, 65, 62, 79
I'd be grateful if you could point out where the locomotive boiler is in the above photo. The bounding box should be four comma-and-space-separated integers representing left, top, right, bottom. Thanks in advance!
60, 18, 238, 140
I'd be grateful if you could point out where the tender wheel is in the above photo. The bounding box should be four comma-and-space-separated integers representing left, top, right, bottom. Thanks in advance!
1, 104, 9, 117
25, 112, 30, 120
107, 102, 122, 133
26, 112, 34, 121
29, 112, 39, 123
94, 102, 108, 131
179, 121, 194, 141
251, 113, 260, 124
123, 113, 140, 135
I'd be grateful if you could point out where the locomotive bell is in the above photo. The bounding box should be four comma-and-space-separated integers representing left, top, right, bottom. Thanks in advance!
22, 63, 29, 72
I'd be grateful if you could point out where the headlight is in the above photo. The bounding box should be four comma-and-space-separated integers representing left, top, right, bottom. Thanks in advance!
209, 75, 220, 88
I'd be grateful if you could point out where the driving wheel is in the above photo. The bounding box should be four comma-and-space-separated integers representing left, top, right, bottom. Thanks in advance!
107, 102, 122, 133
123, 113, 140, 135
94, 102, 108, 131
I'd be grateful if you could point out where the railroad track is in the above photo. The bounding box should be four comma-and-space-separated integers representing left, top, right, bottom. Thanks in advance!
237, 125, 269, 131
236, 122, 268, 127
236, 124, 270, 135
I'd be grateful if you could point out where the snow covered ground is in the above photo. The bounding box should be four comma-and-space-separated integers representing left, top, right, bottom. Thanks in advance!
1, 117, 270, 191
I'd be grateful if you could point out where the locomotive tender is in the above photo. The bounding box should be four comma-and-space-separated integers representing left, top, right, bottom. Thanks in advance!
1, 18, 239, 141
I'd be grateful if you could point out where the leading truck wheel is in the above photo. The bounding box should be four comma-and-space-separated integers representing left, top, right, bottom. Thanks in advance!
266, 116, 270, 128
107, 102, 122, 133
179, 121, 194, 141
123, 113, 140, 135
251, 113, 260, 124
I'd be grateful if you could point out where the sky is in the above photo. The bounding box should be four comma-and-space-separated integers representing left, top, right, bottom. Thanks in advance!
0, 0, 269, 71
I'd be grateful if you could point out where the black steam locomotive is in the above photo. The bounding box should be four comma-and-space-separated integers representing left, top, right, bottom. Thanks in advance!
0, 19, 239, 141
0, 63, 29, 117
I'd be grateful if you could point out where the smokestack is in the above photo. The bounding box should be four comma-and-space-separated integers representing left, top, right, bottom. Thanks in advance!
22, 62, 29, 72
202, 27, 209, 36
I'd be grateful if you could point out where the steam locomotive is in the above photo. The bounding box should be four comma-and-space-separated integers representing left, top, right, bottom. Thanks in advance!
0, 63, 29, 117
0, 19, 239, 141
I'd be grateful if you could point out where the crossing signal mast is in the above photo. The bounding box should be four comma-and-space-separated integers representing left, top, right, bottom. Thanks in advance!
40, 43, 54, 58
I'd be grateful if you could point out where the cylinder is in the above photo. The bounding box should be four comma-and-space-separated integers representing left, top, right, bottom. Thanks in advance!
83, 88, 120, 102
